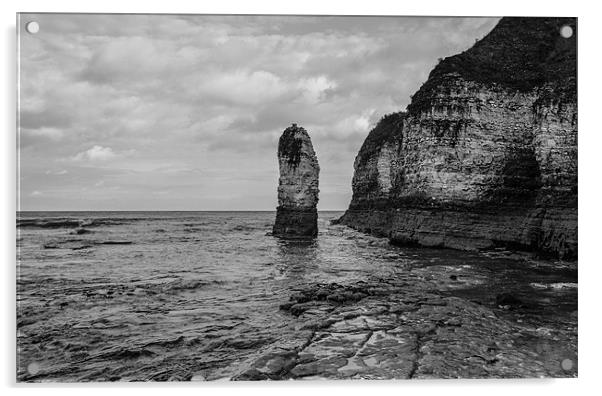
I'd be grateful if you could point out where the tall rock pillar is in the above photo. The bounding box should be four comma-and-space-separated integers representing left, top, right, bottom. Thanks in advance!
273, 124, 320, 238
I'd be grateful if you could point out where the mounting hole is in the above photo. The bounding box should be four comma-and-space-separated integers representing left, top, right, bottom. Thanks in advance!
561, 358, 574, 371
560, 25, 573, 39
27, 362, 41, 375
26, 21, 39, 34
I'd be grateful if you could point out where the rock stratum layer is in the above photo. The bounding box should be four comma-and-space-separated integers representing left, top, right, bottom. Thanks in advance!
339, 17, 577, 259
273, 124, 320, 238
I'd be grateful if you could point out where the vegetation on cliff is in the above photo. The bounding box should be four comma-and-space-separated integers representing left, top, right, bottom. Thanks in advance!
278, 124, 306, 168
357, 17, 577, 174
355, 112, 405, 168
408, 17, 577, 114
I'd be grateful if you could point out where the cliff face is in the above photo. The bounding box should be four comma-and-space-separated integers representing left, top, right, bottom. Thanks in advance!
273, 124, 320, 238
339, 17, 577, 259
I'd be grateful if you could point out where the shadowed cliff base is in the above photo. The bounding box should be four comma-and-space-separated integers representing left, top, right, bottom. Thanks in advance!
339, 17, 577, 259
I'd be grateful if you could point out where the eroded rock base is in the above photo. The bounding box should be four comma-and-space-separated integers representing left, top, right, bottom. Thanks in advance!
273, 207, 318, 239
339, 206, 577, 260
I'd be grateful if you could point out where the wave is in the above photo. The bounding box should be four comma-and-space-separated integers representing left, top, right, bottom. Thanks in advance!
18, 218, 82, 229
42, 238, 133, 250
17, 217, 149, 229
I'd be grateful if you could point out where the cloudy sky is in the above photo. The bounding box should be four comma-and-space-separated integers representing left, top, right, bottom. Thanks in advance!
18, 14, 499, 211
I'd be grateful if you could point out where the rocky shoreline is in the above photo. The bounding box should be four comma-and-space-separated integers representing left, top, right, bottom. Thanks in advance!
231, 247, 577, 380
17, 213, 577, 381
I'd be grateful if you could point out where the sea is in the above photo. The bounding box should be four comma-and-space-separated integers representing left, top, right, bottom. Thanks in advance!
16, 211, 578, 381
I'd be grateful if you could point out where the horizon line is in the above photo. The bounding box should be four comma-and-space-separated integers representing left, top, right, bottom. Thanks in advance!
16, 209, 348, 212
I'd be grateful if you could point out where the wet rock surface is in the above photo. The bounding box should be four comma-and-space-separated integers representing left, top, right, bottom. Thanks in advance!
17, 212, 577, 381
235, 268, 577, 380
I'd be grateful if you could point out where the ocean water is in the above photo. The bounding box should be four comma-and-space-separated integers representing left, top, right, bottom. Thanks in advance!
16, 211, 578, 381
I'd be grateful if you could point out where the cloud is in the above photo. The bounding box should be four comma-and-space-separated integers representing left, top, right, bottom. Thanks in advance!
45, 169, 68, 175
196, 70, 290, 106
297, 75, 337, 103
81, 36, 178, 84
20, 109, 72, 129
20, 127, 64, 141
18, 14, 500, 210
71, 145, 117, 162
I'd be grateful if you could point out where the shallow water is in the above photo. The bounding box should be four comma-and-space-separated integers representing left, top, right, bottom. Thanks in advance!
16, 211, 577, 381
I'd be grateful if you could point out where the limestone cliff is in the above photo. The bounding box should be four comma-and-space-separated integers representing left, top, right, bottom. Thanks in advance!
273, 124, 320, 238
339, 17, 577, 259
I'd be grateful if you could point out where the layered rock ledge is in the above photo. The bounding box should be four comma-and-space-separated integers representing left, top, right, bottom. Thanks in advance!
231, 255, 577, 380
273, 124, 320, 239
338, 17, 577, 259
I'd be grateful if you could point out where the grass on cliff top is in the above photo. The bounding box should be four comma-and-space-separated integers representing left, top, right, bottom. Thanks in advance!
355, 112, 405, 167
407, 17, 577, 114
354, 18, 577, 172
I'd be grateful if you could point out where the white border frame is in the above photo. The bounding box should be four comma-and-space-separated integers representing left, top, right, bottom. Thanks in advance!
3, 1, 598, 395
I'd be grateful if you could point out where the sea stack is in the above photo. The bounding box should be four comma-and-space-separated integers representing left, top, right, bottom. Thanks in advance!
273, 124, 320, 238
